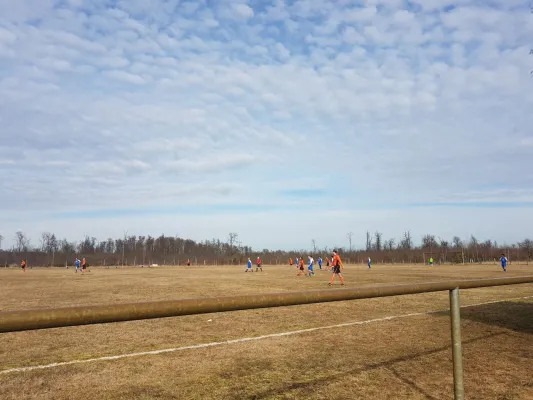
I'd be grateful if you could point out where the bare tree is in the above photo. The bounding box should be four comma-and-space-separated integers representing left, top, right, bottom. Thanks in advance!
519, 239, 533, 263
421, 234, 438, 250
14, 231, 30, 252
46, 233, 58, 265
469, 235, 479, 261
0, 234, 3, 250
59, 239, 76, 254
346, 232, 353, 252
40, 232, 52, 252
227, 232, 238, 255
439, 237, 449, 263
374, 231, 383, 251
399, 230, 412, 249
421, 234, 438, 264
2, 227, 530, 267
311, 239, 317, 253
365, 231, 372, 251
38, 231, 58, 264
451, 236, 465, 264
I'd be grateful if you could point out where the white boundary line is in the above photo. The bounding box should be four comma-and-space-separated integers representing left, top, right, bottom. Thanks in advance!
1, 295, 531, 375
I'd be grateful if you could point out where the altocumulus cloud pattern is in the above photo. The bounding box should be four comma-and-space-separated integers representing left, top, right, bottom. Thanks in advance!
0, 0, 532, 249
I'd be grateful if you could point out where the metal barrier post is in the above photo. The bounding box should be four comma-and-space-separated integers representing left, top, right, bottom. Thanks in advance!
450, 287, 464, 400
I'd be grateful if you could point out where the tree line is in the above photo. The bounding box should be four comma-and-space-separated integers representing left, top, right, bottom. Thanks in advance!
0, 230, 531, 267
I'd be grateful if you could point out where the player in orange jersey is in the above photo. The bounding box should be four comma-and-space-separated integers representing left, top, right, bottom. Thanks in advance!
297, 257, 305, 276
21, 259, 26, 272
328, 249, 345, 286
81, 258, 90, 273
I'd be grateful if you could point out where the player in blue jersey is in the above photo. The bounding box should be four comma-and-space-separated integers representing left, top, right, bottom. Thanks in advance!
317, 257, 323, 270
75, 258, 81, 273
245, 258, 253, 272
367, 257, 371, 269
307, 256, 315, 276
499, 254, 507, 272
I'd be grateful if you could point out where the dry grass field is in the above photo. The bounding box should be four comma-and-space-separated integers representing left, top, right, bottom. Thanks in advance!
0, 263, 532, 400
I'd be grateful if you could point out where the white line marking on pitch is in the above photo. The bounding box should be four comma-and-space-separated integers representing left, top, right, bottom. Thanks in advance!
1, 295, 531, 375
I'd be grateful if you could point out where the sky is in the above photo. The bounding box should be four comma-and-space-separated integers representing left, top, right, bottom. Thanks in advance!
0, 0, 532, 251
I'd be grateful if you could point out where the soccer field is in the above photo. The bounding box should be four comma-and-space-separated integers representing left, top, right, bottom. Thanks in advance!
0, 263, 532, 400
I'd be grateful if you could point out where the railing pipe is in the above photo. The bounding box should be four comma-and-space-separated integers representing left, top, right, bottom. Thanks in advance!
1, 276, 531, 334
1, 276, 532, 399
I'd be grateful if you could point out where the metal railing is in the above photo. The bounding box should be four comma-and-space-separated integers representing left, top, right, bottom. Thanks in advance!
1, 276, 532, 399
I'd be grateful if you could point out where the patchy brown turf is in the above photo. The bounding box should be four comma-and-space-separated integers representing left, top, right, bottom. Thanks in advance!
0, 263, 532, 399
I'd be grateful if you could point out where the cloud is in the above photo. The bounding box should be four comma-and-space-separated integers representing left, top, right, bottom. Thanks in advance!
230, 3, 254, 20
165, 154, 255, 174
0, 26, 17, 43
103, 69, 146, 84
0, 0, 532, 250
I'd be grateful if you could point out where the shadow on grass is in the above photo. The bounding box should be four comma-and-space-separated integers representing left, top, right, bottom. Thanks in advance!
433, 301, 533, 334
243, 331, 506, 400
461, 301, 533, 334
388, 367, 440, 400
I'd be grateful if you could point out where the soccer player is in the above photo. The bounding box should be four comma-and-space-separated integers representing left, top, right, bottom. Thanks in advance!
317, 257, 323, 270
256, 256, 263, 272
295, 257, 299, 267
187, 259, 191, 266
307, 256, 315, 276
81, 258, 88, 273
75, 257, 81, 273
429, 257, 434, 266
289, 258, 293, 266
367, 257, 372, 269
499, 253, 508, 272
21, 259, 26, 272
297, 257, 305, 276
245, 258, 253, 272
329, 250, 345, 286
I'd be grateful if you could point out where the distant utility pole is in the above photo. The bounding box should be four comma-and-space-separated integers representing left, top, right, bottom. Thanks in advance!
143, 244, 147, 266
346, 232, 353, 252
122, 230, 128, 267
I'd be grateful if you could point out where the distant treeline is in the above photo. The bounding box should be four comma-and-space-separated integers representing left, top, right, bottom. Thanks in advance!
0, 230, 532, 267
